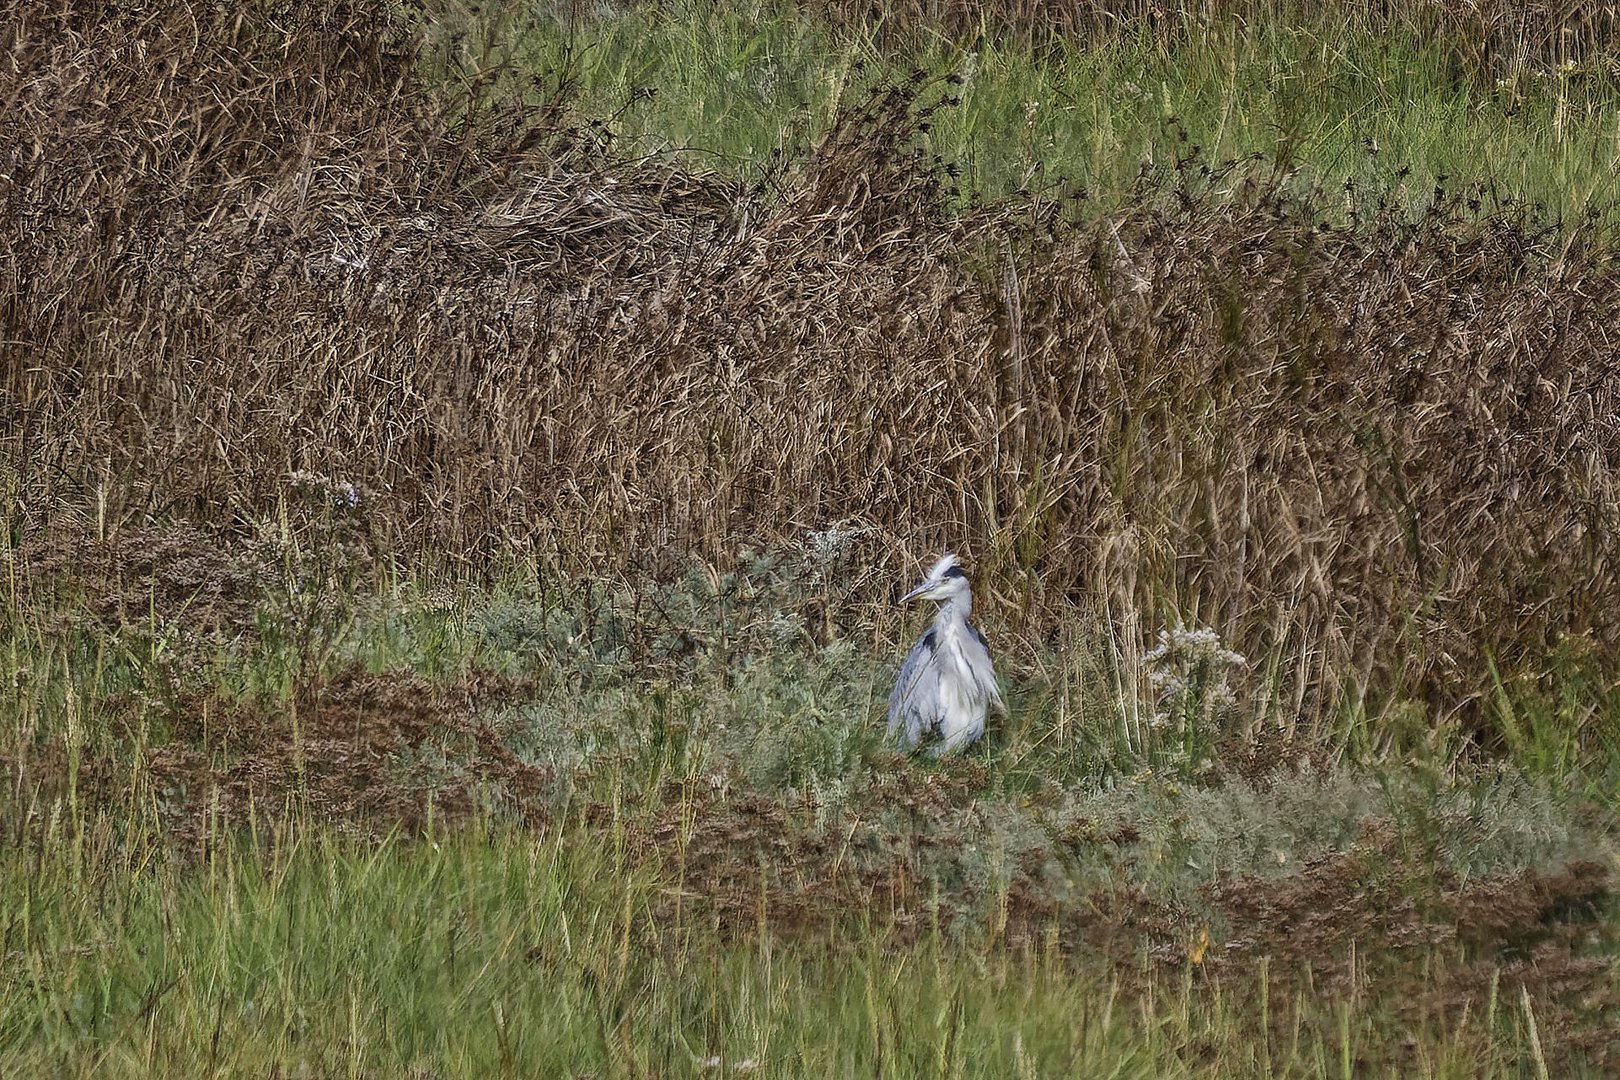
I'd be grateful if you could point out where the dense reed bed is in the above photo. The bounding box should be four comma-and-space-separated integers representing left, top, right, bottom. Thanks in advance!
7, 0, 1620, 736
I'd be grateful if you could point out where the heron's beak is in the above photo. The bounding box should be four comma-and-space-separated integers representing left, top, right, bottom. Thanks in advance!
898, 581, 931, 604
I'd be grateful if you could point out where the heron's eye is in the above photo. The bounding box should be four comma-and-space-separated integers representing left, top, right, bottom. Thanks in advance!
941, 566, 968, 580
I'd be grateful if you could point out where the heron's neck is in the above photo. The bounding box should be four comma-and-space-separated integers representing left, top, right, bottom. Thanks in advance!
934, 593, 972, 630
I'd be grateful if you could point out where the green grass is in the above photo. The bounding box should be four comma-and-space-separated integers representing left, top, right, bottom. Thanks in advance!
2, 539, 1617, 1075
0, 820, 1589, 1078
440, 0, 1620, 220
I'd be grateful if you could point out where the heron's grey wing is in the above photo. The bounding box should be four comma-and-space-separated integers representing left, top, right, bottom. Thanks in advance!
887, 629, 938, 747
967, 626, 1008, 717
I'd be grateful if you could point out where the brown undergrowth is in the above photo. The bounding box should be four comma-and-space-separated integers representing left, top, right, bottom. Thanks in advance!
1203, 831, 1619, 1073
18, 524, 274, 640
5, 666, 550, 850
625, 767, 1619, 1071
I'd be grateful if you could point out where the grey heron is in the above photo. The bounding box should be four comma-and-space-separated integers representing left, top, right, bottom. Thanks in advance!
887, 553, 1006, 754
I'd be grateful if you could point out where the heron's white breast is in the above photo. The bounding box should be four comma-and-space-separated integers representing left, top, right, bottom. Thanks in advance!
933, 625, 990, 709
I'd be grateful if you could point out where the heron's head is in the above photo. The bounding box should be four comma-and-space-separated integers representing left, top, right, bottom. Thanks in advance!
900, 553, 972, 604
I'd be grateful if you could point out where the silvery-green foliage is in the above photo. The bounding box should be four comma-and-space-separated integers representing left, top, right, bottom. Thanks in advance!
474, 586, 633, 679
476, 596, 551, 652
1388, 764, 1597, 876
718, 637, 886, 794
323, 543, 1607, 940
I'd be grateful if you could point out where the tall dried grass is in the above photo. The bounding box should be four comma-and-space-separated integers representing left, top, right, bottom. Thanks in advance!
6, 0, 1620, 734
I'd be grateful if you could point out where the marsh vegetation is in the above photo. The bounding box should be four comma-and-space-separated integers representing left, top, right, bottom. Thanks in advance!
3, 0, 1619, 1074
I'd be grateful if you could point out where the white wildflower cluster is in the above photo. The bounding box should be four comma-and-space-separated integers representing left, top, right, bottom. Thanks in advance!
765, 609, 802, 647
1141, 624, 1247, 771
748, 61, 779, 106
956, 51, 979, 97
287, 469, 360, 509
800, 521, 869, 584
803, 521, 866, 562
1143, 626, 1246, 713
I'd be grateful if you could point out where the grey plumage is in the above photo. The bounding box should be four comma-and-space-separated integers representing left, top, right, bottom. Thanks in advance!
887, 553, 1005, 754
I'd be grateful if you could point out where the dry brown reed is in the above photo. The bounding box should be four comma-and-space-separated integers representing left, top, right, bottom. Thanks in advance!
6, 0, 1620, 734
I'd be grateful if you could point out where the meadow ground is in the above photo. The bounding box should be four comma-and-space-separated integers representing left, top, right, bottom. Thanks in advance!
4, 0, 1620, 1075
